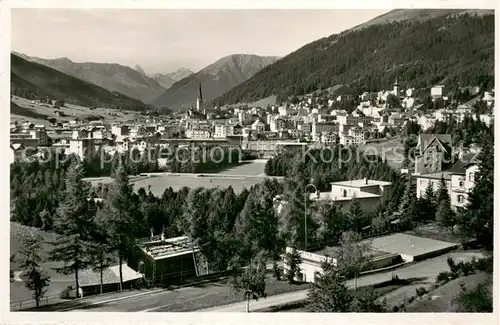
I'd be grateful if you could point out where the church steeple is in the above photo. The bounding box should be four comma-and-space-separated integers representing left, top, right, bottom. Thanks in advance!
196, 82, 204, 112
393, 77, 399, 95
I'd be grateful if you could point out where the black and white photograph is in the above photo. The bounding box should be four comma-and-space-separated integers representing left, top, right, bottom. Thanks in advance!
2, 1, 497, 321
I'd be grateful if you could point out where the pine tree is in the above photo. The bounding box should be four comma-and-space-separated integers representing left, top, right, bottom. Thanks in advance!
284, 248, 302, 283
50, 161, 92, 299
436, 199, 456, 233
17, 229, 51, 308
436, 176, 451, 206
397, 177, 418, 226
422, 181, 437, 220
459, 136, 493, 250
99, 163, 136, 291
347, 197, 364, 233
89, 210, 115, 295
306, 266, 353, 312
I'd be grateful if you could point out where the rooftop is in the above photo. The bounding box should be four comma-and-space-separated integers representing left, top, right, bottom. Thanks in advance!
415, 171, 452, 180
330, 179, 392, 188
137, 235, 200, 261
311, 191, 381, 201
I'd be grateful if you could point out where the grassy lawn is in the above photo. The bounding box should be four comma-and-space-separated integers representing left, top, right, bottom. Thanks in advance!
405, 272, 492, 312
405, 223, 463, 244
275, 282, 408, 312
10, 222, 75, 304
10, 96, 143, 125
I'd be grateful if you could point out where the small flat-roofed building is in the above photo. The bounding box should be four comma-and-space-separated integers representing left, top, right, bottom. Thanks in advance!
128, 235, 200, 285
307, 178, 392, 214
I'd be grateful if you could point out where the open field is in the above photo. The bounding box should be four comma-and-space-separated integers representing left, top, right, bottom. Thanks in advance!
10, 96, 147, 125
359, 137, 404, 170
85, 173, 274, 196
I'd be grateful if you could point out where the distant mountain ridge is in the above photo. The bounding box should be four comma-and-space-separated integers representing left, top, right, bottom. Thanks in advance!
10, 53, 150, 110
152, 54, 280, 109
213, 9, 494, 105
14, 53, 166, 104
151, 68, 194, 89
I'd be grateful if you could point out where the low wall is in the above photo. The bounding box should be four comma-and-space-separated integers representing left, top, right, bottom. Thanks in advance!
412, 243, 459, 262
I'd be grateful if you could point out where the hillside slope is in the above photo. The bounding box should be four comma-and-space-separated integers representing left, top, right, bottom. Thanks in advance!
152, 68, 194, 89
213, 10, 494, 105
152, 54, 280, 109
16, 54, 166, 103
11, 53, 150, 110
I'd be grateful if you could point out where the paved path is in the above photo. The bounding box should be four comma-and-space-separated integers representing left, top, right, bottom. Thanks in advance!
197, 252, 483, 313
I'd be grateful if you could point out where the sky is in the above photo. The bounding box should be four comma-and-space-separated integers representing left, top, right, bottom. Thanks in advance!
11, 9, 388, 74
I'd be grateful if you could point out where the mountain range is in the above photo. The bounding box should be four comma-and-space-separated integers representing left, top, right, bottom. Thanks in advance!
11, 53, 149, 110
213, 9, 494, 106
13, 52, 166, 104
150, 68, 195, 89
152, 54, 280, 109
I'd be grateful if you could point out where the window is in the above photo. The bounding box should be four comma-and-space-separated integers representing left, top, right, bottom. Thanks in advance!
459, 181, 464, 188
469, 173, 475, 182
342, 189, 347, 197
457, 195, 465, 203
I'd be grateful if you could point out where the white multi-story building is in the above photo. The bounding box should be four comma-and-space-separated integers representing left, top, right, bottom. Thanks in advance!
339, 125, 365, 146
185, 129, 211, 139
415, 160, 478, 211
214, 124, 234, 138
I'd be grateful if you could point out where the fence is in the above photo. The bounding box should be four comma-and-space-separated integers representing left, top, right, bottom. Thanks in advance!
10, 293, 61, 311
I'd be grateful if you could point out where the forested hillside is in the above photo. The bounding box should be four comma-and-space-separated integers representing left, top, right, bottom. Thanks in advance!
213, 11, 494, 106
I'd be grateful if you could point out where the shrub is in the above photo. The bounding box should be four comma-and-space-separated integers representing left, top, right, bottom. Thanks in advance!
458, 261, 474, 276
436, 271, 453, 283
416, 287, 428, 297
447, 257, 459, 274
407, 296, 415, 304
392, 305, 399, 312
273, 261, 283, 281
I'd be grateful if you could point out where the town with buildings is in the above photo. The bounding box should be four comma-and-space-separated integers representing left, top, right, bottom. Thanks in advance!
7, 7, 495, 318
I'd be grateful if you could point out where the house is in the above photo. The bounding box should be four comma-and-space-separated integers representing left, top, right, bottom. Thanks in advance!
416, 159, 478, 211
270, 117, 287, 132
77, 264, 143, 296
417, 115, 437, 131
312, 178, 392, 214
319, 132, 338, 145
10, 143, 26, 164
414, 134, 452, 175
388, 112, 404, 126
431, 85, 446, 98
251, 119, 266, 132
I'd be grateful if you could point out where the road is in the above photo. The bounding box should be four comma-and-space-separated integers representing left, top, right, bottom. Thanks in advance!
197, 251, 484, 312
64, 251, 482, 313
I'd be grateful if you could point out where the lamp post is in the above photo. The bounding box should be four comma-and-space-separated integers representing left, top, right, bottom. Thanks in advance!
304, 183, 318, 251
